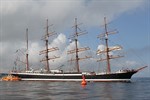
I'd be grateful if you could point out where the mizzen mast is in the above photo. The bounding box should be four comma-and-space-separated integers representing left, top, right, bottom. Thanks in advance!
40, 19, 59, 73
26, 28, 29, 71
97, 17, 123, 74
68, 18, 91, 72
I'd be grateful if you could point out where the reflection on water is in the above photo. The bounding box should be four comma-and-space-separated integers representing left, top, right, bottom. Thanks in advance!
0, 78, 150, 100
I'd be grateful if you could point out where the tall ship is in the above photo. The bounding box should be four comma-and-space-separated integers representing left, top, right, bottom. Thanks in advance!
10, 18, 147, 82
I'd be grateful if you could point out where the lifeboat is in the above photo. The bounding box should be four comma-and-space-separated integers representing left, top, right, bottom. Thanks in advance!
1, 74, 21, 81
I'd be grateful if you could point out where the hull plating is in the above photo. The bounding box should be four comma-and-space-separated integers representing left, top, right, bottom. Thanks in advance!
11, 71, 137, 82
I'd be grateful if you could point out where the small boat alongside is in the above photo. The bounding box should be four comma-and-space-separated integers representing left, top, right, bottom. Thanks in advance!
1, 74, 21, 81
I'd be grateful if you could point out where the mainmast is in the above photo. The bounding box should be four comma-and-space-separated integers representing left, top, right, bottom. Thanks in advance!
97, 17, 123, 74
68, 18, 91, 72
40, 19, 59, 73
26, 28, 29, 71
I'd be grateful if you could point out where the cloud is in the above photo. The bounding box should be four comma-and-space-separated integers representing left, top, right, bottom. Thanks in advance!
97, 44, 105, 51
1, 0, 145, 42
49, 33, 66, 50
1, 0, 24, 15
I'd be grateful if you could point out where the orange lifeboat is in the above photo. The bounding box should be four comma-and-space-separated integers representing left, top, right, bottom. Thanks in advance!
1, 74, 21, 81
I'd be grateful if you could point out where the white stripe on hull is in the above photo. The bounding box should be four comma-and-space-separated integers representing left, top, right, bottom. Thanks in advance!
21, 78, 131, 82
12, 73, 82, 76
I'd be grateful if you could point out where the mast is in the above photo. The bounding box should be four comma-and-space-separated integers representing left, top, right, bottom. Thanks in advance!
26, 28, 29, 71
40, 19, 59, 73
97, 17, 123, 74
104, 17, 111, 73
15, 29, 30, 71
45, 19, 50, 72
75, 18, 80, 72
67, 18, 91, 72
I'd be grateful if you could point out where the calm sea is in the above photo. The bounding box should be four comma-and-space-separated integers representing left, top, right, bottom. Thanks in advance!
0, 78, 150, 100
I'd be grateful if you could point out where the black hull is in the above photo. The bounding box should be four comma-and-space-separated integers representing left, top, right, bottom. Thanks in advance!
11, 71, 137, 82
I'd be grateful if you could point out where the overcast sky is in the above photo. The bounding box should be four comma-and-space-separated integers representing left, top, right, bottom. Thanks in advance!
0, 0, 149, 77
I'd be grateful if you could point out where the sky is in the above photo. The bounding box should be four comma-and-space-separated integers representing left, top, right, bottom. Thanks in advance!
0, 0, 149, 77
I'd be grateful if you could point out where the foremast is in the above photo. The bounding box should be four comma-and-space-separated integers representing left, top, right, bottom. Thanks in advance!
67, 18, 91, 72
40, 19, 59, 73
97, 17, 123, 74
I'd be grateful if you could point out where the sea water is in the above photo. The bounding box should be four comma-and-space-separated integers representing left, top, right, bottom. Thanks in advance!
0, 78, 150, 100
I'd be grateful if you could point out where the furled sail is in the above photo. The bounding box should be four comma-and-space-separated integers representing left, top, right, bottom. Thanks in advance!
97, 45, 122, 54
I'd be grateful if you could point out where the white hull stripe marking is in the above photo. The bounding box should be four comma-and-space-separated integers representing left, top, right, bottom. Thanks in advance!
21, 78, 131, 82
